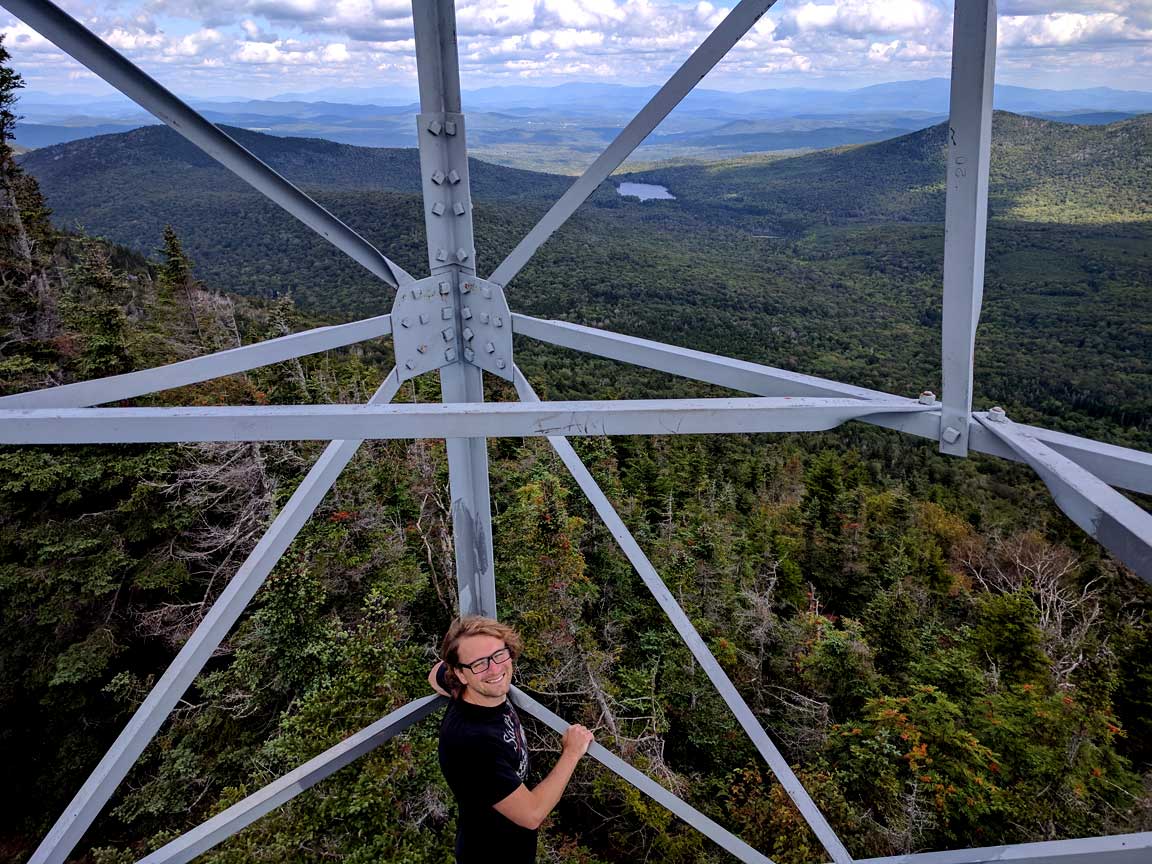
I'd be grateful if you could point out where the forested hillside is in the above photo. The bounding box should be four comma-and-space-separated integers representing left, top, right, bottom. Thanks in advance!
2, 48, 1152, 864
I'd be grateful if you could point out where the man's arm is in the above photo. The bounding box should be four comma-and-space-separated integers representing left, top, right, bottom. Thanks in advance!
428, 660, 451, 697
492, 724, 594, 830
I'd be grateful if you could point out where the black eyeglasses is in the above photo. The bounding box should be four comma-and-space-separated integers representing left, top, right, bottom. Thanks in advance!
457, 647, 512, 674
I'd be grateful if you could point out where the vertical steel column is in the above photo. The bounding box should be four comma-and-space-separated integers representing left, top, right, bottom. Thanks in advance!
411, 0, 496, 617
939, 0, 997, 456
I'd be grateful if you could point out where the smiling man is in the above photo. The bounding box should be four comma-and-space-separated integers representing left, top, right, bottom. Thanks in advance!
429, 616, 594, 863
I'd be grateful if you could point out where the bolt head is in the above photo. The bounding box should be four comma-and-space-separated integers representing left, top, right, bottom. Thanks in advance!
445, 348, 457, 362
417, 344, 428, 354
496, 358, 506, 370
427, 119, 443, 135
480, 286, 492, 299
942, 426, 961, 444
456, 248, 469, 262
454, 201, 467, 216
463, 327, 474, 341
461, 282, 473, 294
442, 327, 455, 342
464, 348, 475, 362
441, 306, 453, 320
431, 201, 445, 216
438, 281, 450, 295
445, 120, 457, 135
918, 390, 936, 405
430, 169, 445, 185
448, 169, 461, 184
419, 313, 430, 325
462, 307, 473, 320
485, 341, 495, 354
494, 315, 504, 329
400, 317, 411, 328
988, 406, 1008, 422
479, 312, 490, 324
405, 359, 416, 370
435, 248, 447, 262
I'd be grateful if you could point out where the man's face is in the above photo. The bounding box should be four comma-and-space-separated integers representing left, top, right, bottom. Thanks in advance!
453, 634, 514, 702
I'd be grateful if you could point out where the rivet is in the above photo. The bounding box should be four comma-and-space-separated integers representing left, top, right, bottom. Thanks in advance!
918, 390, 936, 405
448, 169, 461, 184
485, 341, 495, 354
496, 358, 506, 370
462, 307, 473, 320
479, 312, 490, 324
480, 285, 492, 299
441, 306, 454, 320
419, 313, 430, 325
417, 344, 428, 354
445, 120, 457, 135
445, 347, 457, 362
431, 201, 445, 216
431, 169, 445, 185
464, 348, 475, 362
454, 201, 467, 216
463, 327, 474, 341
456, 248, 469, 262
438, 281, 450, 295
405, 359, 416, 370
436, 248, 447, 262
427, 119, 443, 135
988, 406, 1007, 422
442, 327, 455, 342
494, 315, 503, 329
400, 317, 411, 328
943, 426, 961, 444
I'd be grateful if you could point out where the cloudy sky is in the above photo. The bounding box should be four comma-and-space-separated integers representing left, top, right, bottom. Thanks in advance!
3, 0, 1151, 101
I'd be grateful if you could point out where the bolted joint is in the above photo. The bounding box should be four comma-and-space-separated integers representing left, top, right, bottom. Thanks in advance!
427, 119, 443, 136
988, 406, 1008, 422
918, 390, 937, 405
430, 169, 445, 185
445, 120, 458, 136
942, 426, 962, 444
431, 201, 445, 216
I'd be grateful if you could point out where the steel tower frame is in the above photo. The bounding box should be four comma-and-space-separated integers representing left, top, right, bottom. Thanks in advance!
0, 0, 1150, 862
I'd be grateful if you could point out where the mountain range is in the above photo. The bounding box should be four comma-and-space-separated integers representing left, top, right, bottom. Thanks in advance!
15, 79, 1152, 171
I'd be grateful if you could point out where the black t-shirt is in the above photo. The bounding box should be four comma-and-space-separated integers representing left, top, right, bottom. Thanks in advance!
437, 666, 535, 863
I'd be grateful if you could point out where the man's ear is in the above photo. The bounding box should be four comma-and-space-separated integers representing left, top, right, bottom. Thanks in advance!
454, 666, 469, 688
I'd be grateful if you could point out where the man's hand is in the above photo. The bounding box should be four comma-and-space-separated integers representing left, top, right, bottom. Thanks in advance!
428, 660, 451, 697
562, 724, 594, 759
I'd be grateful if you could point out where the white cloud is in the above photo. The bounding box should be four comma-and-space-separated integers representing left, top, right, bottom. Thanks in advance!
999, 11, 1152, 47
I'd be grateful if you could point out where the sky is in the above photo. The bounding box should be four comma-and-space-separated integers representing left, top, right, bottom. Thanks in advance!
2, 0, 1151, 102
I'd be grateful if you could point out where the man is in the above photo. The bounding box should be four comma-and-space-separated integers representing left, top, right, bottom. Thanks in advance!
429, 616, 594, 863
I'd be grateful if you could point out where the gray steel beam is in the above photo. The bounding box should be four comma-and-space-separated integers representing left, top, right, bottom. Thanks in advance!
489, 0, 780, 289
514, 314, 1152, 495
26, 370, 404, 864
511, 688, 775, 864
0, 0, 411, 290
0, 314, 392, 409
857, 832, 1152, 864
136, 696, 444, 864
975, 413, 1152, 582
0, 397, 932, 446
939, 0, 997, 456
412, 0, 496, 617
513, 369, 853, 864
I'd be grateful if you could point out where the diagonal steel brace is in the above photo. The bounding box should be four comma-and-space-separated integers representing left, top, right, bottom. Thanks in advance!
512, 367, 853, 864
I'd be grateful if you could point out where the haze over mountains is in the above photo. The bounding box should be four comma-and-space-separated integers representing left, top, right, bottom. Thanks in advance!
15, 79, 1152, 171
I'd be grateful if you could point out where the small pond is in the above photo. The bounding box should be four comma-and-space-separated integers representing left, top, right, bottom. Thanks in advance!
616, 182, 675, 201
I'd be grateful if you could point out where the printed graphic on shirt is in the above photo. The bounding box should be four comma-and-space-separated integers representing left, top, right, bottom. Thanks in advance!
504, 709, 529, 780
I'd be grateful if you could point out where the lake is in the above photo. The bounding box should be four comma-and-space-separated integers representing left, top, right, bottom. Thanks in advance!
616, 182, 675, 201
